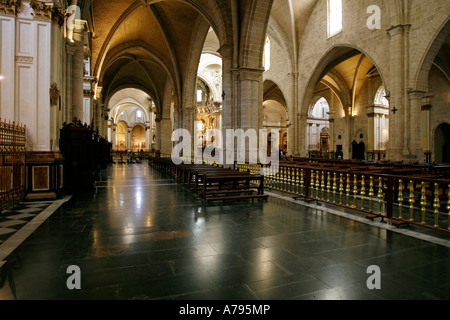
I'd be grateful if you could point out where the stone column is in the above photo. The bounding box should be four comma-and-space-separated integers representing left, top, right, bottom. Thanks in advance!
328, 112, 335, 154
182, 107, 195, 159
298, 114, 308, 157
218, 45, 234, 165
386, 24, 410, 160
94, 87, 102, 133
307, 123, 312, 152
407, 89, 427, 160
49, 83, 61, 151
127, 128, 132, 151
50, 13, 65, 151
155, 118, 161, 152
234, 67, 264, 163
160, 118, 173, 156
111, 124, 116, 150
366, 106, 376, 153
145, 126, 151, 151
65, 44, 76, 122
71, 27, 85, 122
288, 72, 299, 156
420, 93, 433, 162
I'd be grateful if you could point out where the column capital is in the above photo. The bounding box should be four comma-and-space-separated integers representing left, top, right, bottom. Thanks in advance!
217, 44, 233, 59
231, 67, 265, 81
30, 0, 53, 20
0, 0, 19, 16
51, 5, 65, 27
406, 88, 427, 99
386, 24, 411, 37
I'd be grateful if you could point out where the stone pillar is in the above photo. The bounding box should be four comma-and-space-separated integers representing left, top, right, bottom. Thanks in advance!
71, 28, 85, 122
328, 112, 335, 154
298, 114, 308, 157
306, 123, 312, 152
49, 83, 61, 151
126, 128, 132, 151
155, 118, 161, 152
50, 13, 65, 152
366, 106, 377, 153
182, 107, 195, 158
94, 86, 102, 133
407, 89, 427, 160
288, 73, 298, 156
386, 24, 410, 160
420, 93, 433, 162
106, 118, 112, 144
65, 44, 76, 122
145, 126, 151, 151
111, 124, 116, 150
234, 67, 264, 163
160, 118, 173, 156
218, 45, 234, 165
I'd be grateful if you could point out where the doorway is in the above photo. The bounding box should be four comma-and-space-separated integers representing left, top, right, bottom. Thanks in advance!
434, 123, 450, 163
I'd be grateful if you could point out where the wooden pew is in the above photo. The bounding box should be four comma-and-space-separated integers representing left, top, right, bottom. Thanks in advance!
198, 171, 268, 202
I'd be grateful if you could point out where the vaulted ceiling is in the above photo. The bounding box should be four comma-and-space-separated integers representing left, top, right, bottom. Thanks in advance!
317, 50, 379, 112
91, 0, 213, 113
89, 0, 367, 116
269, 0, 319, 62
88, 0, 275, 117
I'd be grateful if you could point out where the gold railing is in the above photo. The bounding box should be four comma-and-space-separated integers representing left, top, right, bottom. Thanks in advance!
235, 162, 450, 233
0, 119, 26, 213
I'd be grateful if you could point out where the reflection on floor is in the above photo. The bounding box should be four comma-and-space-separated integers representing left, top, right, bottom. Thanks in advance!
0, 162, 449, 300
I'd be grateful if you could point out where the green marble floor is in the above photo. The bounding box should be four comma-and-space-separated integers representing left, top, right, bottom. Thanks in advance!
0, 162, 449, 300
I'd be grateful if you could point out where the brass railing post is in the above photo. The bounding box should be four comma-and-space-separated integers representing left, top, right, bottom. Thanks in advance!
420, 182, 427, 225
360, 176, 366, 211
409, 181, 415, 222
398, 180, 404, 220
433, 183, 440, 228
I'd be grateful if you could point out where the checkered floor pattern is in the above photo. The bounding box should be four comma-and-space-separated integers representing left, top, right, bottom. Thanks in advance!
0, 201, 54, 245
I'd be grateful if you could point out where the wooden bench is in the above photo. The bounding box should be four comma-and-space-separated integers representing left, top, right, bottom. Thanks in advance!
206, 194, 269, 202
198, 172, 267, 202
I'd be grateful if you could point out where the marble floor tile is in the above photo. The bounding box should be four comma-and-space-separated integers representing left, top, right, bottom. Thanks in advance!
0, 162, 449, 301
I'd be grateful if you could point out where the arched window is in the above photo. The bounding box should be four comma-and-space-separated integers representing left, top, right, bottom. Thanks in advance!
328, 0, 343, 37
374, 86, 389, 107
264, 36, 271, 71
372, 86, 390, 151
307, 97, 331, 154
197, 90, 203, 103
310, 97, 330, 119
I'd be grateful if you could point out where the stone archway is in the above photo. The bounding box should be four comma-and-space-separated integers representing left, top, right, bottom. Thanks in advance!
306, 97, 331, 159
415, 20, 450, 161
262, 99, 288, 153
131, 125, 147, 152
299, 46, 387, 159
434, 123, 450, 164
116, 122, 128, 151
263, 80, 289, 153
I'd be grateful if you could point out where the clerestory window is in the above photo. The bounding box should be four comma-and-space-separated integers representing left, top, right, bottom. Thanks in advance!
328, 0, 343, 37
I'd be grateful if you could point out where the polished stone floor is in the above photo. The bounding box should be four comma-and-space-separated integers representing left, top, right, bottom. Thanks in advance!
0, 163, 449, 300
